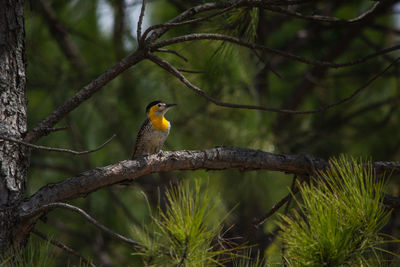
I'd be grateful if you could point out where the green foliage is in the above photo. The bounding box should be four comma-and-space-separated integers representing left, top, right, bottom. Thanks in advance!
211, 7, 259, 59
278, 156, 394, 266
1, 239, 56, 267
1, 238, 94, 266
133, 179, 237, 266
233, 250, 265, 267
225, 8, 259, 42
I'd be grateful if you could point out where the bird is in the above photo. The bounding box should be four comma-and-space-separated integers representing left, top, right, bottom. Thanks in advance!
131, 100, 177, 159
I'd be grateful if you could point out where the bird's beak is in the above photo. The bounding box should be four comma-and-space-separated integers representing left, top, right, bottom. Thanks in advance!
166, 103, 177, 108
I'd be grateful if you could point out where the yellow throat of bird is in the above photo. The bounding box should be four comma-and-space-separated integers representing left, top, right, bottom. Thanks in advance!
148, 107, 170, 131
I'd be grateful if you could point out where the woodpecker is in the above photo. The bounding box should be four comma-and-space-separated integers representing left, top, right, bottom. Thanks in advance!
131, 100, 177, 159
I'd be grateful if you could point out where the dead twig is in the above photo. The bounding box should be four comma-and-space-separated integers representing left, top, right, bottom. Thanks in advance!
253, 185, 300, 228
25, 203, 143, 247
262, 1, 380, 24
41, 126, 71, 134
284, 175, 297, 215
177, 68, 205, 74
0, 134, 116, 155
155, 48, 188, 62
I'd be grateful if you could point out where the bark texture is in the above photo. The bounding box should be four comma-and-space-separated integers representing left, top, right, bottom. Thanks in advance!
18, 148, 400, 219
0, 0, 29, 253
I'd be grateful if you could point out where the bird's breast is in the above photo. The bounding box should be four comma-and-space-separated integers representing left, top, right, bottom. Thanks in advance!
145, 126, 170, 150
149, 115, 170, 131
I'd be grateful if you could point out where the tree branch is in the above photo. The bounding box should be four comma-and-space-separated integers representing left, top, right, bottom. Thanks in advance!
147, 52, 398, 114
19, 148, 400, 219
272, 0, 398, 134
0, 134, 116, 155
26, 203, 143, 247
151, 33, 400, 68
148, 0, 379, 39
141, 0, 242, 41
143, 0, 319, 41
137, 0, 146, 44
145, 0, 237, 43
261, 1, 380, 24
145, 0, 380, 43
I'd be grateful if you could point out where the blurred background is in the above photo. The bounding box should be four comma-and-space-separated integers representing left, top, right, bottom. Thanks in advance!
25, 0, 400, 265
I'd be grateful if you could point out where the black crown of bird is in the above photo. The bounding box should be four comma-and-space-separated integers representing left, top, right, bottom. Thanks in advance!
131, 100, 177, 159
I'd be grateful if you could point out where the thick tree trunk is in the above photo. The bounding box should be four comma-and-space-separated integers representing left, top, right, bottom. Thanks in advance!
0, 0, 29, 254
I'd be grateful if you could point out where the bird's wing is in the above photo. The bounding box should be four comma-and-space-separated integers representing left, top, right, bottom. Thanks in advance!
131, 118, 150, 159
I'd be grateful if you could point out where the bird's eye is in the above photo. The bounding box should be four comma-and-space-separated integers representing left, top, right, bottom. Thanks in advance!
157, 104, 162, 107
